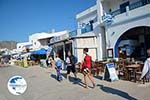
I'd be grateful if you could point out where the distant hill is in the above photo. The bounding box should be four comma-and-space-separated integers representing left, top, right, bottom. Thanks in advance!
0, 41, 17, 50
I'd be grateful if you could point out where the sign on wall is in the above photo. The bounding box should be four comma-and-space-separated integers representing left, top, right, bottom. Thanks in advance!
50, 33, 69, 43
107, 49, 114, 58
102, 14, 114, 26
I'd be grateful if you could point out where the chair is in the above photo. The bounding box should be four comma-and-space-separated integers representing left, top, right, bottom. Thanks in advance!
118, 59, 128, 80
136, 64, 149, 84
91, 61, 97, 75
91, 61, 104, 76
96, 62, 104, 76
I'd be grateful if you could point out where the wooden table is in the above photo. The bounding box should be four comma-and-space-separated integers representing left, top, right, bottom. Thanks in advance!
101, 61, 109, 67
125, 64, 141, 82
100, 61, 109, 71
91, 61, 108, 76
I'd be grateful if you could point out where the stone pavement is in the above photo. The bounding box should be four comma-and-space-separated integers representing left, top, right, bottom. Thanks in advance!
0, 65, 150, 100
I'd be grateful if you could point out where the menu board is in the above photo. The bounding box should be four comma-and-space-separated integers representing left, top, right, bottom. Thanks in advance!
105, 63, 119, 81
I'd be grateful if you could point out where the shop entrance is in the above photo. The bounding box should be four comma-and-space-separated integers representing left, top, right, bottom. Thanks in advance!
115, 26, 150, 61
65, 43, 73, 57
54, 42, 73, 61
56, 45, 64, 60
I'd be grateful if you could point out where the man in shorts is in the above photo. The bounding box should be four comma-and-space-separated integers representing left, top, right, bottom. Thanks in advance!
66, 51, 77, 80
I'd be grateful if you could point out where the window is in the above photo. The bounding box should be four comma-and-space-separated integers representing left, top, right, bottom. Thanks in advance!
81, 24, 93, 34
47, 40, 50, 44
107, 49, 114, 58
80, 19, 95, 34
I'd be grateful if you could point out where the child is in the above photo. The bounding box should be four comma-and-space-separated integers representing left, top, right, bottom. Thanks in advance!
55, 54, 63, 81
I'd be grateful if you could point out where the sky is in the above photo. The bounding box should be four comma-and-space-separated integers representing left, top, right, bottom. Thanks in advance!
0, 0, 96, 42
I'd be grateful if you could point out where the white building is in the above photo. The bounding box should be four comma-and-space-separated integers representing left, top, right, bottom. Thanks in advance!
72, 0, 150, 61
74, 5, 106, 62
29, 31, 69, 51
16, 0, 150, 61
16, 42, 32, 52
48, 30, 70, 60
97, 0, 150, 60
29, 32, 54, 50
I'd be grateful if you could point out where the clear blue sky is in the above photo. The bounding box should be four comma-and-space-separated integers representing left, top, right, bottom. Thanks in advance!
0, 0, 96, 42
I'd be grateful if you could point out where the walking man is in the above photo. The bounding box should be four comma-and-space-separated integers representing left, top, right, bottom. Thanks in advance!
66, 51, 77, 79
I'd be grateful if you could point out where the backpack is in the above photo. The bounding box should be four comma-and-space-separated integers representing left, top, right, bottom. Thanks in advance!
70, 55, 78, 65
56, 60, 62, 68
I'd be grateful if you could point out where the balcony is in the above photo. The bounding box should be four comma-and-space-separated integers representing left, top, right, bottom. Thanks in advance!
81, 24, 93, 34
102, 0, 150, 25
129, 0, 150, 10
110, 0, 150, 17
69, 30, 77, 37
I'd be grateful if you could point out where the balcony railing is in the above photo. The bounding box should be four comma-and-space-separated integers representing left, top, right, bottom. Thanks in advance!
109, 0, 150, 17
81, 24, 93, 34
69, 30, 77, 37
129, 1, 143, 10
111, 9, 121, 17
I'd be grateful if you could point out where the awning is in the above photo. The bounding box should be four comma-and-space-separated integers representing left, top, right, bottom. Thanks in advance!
31, 48, 47, 55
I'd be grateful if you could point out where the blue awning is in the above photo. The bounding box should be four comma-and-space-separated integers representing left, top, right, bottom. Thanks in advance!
31, 48, 47, 55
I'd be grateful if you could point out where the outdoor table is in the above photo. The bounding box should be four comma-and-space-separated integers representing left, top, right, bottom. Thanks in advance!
100, 61, 108, 72
125, 64, 141, 82
101, 61, 109, 67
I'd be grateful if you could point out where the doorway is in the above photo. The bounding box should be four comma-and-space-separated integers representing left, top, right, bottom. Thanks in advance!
114, 26, 150, 61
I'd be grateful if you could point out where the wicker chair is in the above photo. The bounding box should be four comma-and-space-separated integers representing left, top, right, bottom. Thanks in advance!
118, 59, 128, 80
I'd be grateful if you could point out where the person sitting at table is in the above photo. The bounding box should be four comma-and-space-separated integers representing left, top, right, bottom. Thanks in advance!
140, 48, 150, 80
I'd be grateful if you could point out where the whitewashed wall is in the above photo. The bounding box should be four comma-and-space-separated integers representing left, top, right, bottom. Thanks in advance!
75, 37, 97, 62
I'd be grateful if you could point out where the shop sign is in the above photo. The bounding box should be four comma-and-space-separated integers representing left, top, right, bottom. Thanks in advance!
102, 14, 113, 26
50, 33, 69, 43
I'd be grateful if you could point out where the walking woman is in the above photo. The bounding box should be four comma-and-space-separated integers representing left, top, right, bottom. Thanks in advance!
81, 48, 95, 88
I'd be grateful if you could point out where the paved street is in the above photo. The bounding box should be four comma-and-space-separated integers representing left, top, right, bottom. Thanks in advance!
0, 65, 150, 100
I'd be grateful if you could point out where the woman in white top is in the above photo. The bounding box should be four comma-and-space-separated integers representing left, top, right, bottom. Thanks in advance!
140, 48, 150, 80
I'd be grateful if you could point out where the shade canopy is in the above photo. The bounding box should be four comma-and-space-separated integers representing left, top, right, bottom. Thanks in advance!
31, 48, 47, 55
